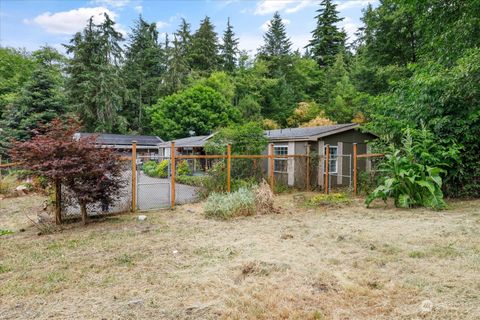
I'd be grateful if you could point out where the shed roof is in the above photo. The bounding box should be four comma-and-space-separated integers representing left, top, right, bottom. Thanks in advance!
76, 133, 163, 146
265, 123, 360, 141
158, 134, 215, 148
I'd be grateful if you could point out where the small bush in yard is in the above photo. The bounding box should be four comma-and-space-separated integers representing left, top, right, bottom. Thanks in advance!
204, 180, 277, 219
308, 193, 351, 206
177, 160, 191, 176
155, 160, 169, 178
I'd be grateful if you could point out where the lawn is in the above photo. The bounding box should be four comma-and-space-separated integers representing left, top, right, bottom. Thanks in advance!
0, 194, 479, 319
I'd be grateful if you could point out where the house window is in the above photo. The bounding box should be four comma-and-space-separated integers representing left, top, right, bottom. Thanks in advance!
274, 145, 288, 173
325, 146, 338, 174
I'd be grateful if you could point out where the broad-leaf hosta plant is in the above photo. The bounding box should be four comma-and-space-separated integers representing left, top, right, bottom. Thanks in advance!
366, 128, 459, 210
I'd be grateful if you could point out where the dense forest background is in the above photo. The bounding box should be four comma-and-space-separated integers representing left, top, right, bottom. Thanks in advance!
0, 0, 479, 197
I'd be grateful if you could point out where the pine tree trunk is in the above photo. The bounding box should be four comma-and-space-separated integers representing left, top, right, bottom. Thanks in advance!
80, 202, 88, 225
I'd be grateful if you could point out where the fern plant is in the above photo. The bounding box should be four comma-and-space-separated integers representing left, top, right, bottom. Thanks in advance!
366, 128, 458, 209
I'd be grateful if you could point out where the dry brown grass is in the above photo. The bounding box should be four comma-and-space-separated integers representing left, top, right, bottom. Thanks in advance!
0, 194, 479, 319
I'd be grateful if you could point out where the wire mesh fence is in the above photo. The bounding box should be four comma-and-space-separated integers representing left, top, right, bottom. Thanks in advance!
52, 142, 387, 216
356, 155, 384, 195
60, 159, 132, 219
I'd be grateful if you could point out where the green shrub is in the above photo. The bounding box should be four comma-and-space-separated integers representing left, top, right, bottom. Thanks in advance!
142, 161, 157, 177
366, 128, 453, 209
204, 187, 256, 219
176, 175, 210, 186
142, 160, 169, 178
308, 193, 351, 206
155, 160, 169, 178
177, 160, 191, 176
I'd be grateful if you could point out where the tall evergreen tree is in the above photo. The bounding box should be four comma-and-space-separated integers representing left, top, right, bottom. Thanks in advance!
0, 46, 67, 156
175, 18, 192, 65
163, 34, 189, 94
122, 16, 165, 133
258, 12, 292, 58
189, 16, 220, 74
220, 18, 239, 73
65, 14, 126, 133
307, 0, 346, 67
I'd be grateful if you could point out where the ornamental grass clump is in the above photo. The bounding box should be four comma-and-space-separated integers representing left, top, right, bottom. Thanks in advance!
204, 187, 256, 219
204, 180, 278, 219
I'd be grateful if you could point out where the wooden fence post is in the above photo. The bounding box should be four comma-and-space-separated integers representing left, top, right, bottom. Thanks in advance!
325, 144, 330, 194
269, 143, 274, 192
306, 144, 311, 191
131, 141, 137, 212
227, 144, 231, 192
55, 179, 62, 225
171, 142, 176, 209
353, 143, 357, 196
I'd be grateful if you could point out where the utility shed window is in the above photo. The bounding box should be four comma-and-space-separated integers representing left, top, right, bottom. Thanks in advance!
274, 145, 288, 173
325, 146, 338, 173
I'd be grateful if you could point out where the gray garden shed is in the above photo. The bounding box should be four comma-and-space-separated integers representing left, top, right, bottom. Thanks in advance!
265, 124, 377, 189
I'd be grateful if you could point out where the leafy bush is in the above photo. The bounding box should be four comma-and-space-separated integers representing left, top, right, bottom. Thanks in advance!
142, 160, 169, 178
366, 128, 457, 209
142, 161, 157, 177
177, 160, 191, 176
176, 175, 210, 187
155, 160, 169, 178
308, 193, 351, 206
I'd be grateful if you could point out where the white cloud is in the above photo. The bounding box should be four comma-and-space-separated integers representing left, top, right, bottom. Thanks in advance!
260, 18, 290, 32
338, 17, 360, 43
238, 34, 263, 53
285, 0, 315, 13
335, 0, 378, 11
90, 0, 130, 8
254, 0, 376, 15
156, 21, 170, 29
24, 7, 118, 35
254, 0, 295, 15
134, 5, 142, 13
290, 33, 311, 52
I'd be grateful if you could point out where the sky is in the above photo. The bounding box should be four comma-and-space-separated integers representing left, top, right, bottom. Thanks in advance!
0, 0, 378, 54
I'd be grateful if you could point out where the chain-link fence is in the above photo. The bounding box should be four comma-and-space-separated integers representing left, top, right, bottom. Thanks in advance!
60, 159, 132, 219
356, 155, 384, 195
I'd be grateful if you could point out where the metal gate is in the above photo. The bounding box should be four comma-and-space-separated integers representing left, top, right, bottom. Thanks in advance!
136, 152, 172, 210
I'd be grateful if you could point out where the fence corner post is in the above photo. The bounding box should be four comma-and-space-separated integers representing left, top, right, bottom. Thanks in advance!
268, 143, 275, 193
170, 142, 176, 209
353, 143, 358, 196
227, 144, 231, 193
325, 144, 330, 194
306, 144, 311, 191
131, 140, 137, 213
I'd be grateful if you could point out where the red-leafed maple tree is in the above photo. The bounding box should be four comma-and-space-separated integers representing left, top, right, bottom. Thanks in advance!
11, 118, 124, 225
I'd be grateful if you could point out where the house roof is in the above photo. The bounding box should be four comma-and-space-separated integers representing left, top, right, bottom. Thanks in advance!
75, 133, 164, 147
158, 134, 215, 148
265, 123, 361, 141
